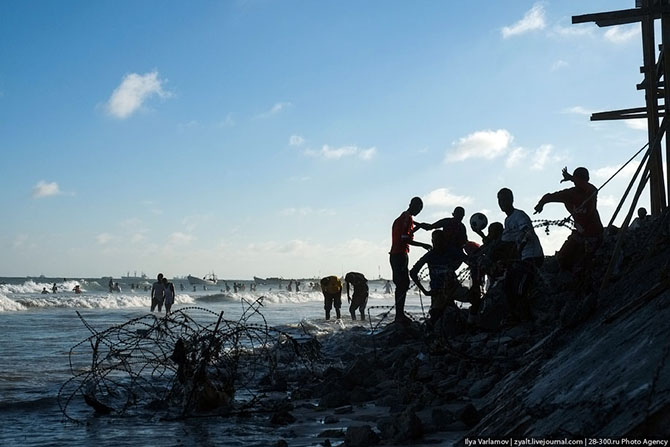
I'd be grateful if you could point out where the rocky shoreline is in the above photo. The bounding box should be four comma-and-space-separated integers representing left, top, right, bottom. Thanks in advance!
260, 217, 670, 446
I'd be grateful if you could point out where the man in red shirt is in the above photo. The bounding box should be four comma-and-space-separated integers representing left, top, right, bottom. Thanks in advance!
390, 197, 431, 324
534, 166, 604, 276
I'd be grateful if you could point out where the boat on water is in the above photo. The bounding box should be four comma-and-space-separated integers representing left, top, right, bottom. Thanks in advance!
122, 271, 148, 281
187, 273, 218, 285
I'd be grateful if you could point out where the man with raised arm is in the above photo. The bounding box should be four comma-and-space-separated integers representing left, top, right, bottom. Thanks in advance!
534, 167, 603, 274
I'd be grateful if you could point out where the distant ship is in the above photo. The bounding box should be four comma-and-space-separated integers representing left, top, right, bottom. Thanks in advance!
188, 273, 218, 285
122, 271, 148, 281
253, 276, 283, 283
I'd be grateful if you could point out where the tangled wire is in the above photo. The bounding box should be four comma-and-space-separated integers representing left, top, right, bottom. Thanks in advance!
58, 298, 320, 423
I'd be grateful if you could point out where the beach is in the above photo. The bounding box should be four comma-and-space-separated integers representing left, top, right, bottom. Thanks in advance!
0, 277, 427, 446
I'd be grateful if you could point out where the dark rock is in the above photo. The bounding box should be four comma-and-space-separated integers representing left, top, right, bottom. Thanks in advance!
319, 391, 350, 408
397, 408, 424, 440
344, 425, 379, 446
343, 357, 375, 388
458, 403, 481, 428
378, 409, 423, 442
375, 394, 400, 407
415, 364, 433, 381
431, 406, 454, 430
468, 375, 497, 398
275, 440, 288, 447
334, 404, 353, 414
349, 386, 372, 403
323, 415, 339, 424
290, 388, 312, 400
270, 409, 296, 425
318, 429, 345, 438
322, 366, 344, 380
377, 417, 396, 440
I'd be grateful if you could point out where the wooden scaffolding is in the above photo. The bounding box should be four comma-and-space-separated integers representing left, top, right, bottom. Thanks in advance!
573, 0, 670, 216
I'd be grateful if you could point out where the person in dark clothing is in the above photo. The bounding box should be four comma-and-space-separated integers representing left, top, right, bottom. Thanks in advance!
414, 206, 468, 254
409, 230, 464, 326
151, 273, 165, 312
389, 197, 432, 324
534, 167, 603, 275
320, 276, 342, 320
344, 272, 369, 320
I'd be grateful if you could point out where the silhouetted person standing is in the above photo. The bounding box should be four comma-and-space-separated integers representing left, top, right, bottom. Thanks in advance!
162, 277, 176, 315
534, 167, 603, 274
498, 188, 544, 266
320, 276, 342, 320
345, 272, 369, 320
498, 188, 544, 321
151, 273, 165, 312
389, 197, 431, 324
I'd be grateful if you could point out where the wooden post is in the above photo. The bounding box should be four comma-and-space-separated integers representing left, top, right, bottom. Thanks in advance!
608, 147, 650, 226
663, 13, 670, 207
641, 0, 665, 214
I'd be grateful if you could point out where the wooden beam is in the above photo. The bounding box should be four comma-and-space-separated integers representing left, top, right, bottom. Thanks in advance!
590, 106, 666, 121
572, 8, 670, 27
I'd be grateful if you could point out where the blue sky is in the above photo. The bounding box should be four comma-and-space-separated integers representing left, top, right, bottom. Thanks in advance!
0, 0, 656, 279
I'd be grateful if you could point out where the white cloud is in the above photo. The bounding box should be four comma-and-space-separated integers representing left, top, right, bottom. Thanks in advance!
289, 135, 305, 146
106, 71, 171, 119
218, 113, 235, 128
551, 60, 569, 71
32, 180, 61, 198
130, 233, 145, 244
257, 102, 292, 118
168, 232, 194, 245
13, 234, 28, 249
247, 239, 321, 257
599, 195, 618, 208
604, 25, 640, 44
501, 3, 546, 38
562, 106, 594, 116
423, 188, 473, 208
506, 147, 528, 168
446, 129, 513, 162
625, 120, 647, 131
551, 24, 594, 38
531, 144, 555, 170
280, 207, 335, 216
96, 233, 114, 245
359, 147, 377, 160
304, 144, 376, 161
593, 161, 641, 180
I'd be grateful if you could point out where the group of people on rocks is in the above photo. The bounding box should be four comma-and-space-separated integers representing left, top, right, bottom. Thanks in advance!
146, 165, 609, 326
389, 166, 606, 328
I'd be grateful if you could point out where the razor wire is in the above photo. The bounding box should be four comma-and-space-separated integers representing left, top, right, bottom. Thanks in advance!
58, 298, 321, 423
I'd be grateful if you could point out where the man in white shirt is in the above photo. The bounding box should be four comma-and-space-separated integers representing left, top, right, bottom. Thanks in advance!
496, 188, 544, 321
498, 188, 544, 266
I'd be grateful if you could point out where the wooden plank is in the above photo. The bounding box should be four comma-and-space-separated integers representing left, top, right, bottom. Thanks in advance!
572, 8, 666, 27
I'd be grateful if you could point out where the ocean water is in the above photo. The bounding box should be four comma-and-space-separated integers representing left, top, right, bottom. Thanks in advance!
0, 276, 428, 446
